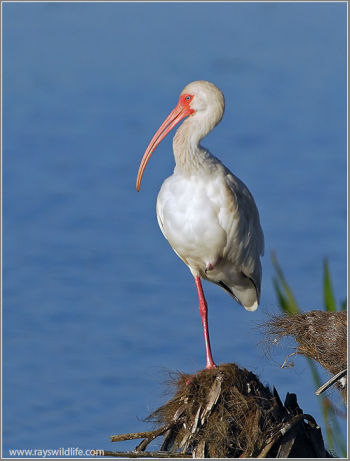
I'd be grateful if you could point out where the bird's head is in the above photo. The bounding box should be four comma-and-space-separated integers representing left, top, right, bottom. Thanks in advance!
136, 80, 225, 191
180, 80, 225, 121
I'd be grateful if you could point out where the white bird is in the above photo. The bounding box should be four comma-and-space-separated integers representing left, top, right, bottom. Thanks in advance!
136, 81, 264, 369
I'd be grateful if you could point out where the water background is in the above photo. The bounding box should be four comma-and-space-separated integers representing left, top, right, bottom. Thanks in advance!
3, 2, 347, 457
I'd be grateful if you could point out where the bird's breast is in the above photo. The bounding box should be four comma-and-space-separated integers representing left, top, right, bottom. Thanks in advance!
156, 173, 236, 275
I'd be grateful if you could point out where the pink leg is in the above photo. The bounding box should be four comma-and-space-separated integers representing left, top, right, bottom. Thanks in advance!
194, 276, 216, 369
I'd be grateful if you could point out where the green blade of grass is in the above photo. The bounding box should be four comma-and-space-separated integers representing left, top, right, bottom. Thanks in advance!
272, 278, 295, 313
271, 252, 300, 314
323, 259, 337, 312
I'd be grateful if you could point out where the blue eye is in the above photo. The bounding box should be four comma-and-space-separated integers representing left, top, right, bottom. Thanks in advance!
185, 96, 191, 101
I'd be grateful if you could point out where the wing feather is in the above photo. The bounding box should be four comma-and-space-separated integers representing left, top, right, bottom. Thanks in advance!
221, 170, 264, 297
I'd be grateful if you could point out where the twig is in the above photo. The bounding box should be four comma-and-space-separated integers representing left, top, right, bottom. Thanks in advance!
110, 427, 167, 443
97, 450, 191, 458
280, 351, 298, 369
135, 422, 174, 451
315, 369, 347, 396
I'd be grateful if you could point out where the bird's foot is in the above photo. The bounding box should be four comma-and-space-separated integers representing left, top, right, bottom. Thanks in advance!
206, 358, 217, 370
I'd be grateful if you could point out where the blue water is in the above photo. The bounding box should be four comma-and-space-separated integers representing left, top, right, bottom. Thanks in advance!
3, 2, 347, 457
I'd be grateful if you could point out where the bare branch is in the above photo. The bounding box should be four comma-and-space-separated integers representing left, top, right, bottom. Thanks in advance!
315, 369, 347, 396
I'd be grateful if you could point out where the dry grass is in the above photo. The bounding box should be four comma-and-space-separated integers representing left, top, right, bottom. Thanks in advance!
264, 310, 347, 399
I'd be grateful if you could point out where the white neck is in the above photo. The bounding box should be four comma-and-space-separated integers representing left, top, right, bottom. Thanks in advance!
172, 113, 218, 174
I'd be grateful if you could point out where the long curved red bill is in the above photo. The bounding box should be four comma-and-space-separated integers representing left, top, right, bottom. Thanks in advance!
136, 98, 193, 191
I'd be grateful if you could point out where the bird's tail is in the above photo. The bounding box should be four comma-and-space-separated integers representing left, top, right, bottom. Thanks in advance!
218, 279, 259, 311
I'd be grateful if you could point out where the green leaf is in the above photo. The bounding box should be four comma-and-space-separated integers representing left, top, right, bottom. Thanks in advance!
273, 278, 291, 313
323, 259, 337, 311
271, 252, 300, 314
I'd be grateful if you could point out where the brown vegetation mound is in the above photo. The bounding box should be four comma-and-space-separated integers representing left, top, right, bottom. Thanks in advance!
145, 363, 330, 458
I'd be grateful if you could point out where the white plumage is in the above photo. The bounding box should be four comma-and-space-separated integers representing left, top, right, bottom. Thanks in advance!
136, 80, 264, 368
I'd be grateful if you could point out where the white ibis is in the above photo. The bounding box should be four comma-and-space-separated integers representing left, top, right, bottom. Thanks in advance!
136, 80, 264, 369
